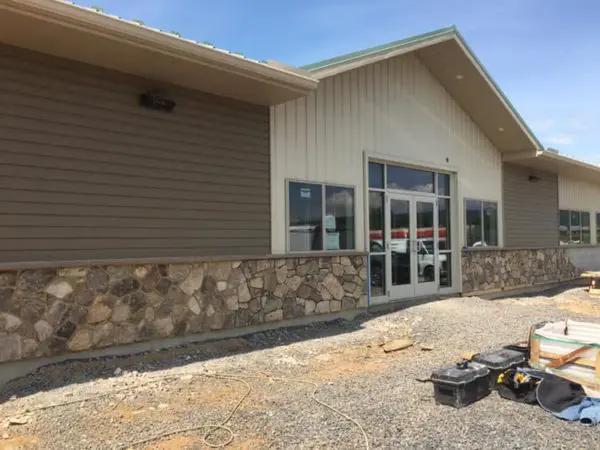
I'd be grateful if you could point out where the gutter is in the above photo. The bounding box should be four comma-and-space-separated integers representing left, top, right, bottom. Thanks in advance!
3, 0, 318, 93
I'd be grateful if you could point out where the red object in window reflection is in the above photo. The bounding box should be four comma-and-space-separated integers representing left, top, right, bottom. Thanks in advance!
370, 228, 446, 240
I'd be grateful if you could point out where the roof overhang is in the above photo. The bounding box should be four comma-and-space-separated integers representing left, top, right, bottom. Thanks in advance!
0, 0, 318, 106
506, 150, 600, 185
303, 27, 543, 154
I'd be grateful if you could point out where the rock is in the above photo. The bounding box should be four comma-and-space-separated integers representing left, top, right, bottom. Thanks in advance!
305, 300, 316, 315
179, 267, 204, 296
34, 320, 54, 342
8, 416, 28, 426
342, 297, 357, 310
22, 338, 38, 357
264, 297, 282, 314
232, 261, 242, 268
110, 278, 140, 298
45, 279, 74, 300
188, 297, 201, 315
0, 287, 13, 309
330, 300, 342, 312
332, 264, 344, 277
382, 339, 414, 353
359, 295, 368, 308
114, 367, 123, 376
158, 403, 169, 409
420, 344, 435, 351
0, 335, 21, 362
340, 256, 352, 266
146, 292, 163, 309
323, 274, 345, 300
87, 268, 109, 292
249, 277, 263, 289
265, 310, 283, 322
225, 295, 239, 311
111, 301, 131, 323
343, 282, 357, 293
0, 313, 22, 332
237, 283, 251, 303
87, 299, 112, 324
17, 269, 54, 292
45, 300, 69, 327
276, 266, 288, 283
286, 276, 303, 292
257, 260, 271, 273
68, 329, 92, 352
93, 322, 115, 346
206, 262, 231, 281
167, 264, 192, 282
116, 324, 138, 345
133, 265, 152, 279
152, 317, 174, 337
217, 281, 227, 291
358, 267, 368, 280
343, 265, 357, 275
315, 301, 330, 314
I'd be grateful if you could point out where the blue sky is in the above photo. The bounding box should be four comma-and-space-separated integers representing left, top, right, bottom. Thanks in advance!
82, 0, 599, 165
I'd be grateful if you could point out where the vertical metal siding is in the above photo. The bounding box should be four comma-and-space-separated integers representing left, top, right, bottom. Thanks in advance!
503, 163, 559, 247
271, 53, 502, 253
0, 44, 271, 263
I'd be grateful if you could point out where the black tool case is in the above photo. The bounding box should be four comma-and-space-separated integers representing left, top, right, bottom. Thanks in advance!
472, 348, 527, 389
431, 361, 491, 408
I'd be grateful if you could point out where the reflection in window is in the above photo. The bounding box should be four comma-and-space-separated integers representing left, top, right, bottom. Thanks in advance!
369, 162, 384, 189
439, 253, 452, 287
325, 186, 355, 250
370, 254, 385, 296
369, 191, 385, 252
288, 182, 322, 251
437, 173, 450, 196
465, 200, 498, 247
597, 213, 600, 244
560, 209, 591, 245
387, 165, 434, 193
438, 198, 451, 251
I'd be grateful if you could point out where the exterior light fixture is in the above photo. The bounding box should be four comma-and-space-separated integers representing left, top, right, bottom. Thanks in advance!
455, 74, 464, 80
528, 175, 540, 183
498, 127, 504, 132
139, 90, 176, 112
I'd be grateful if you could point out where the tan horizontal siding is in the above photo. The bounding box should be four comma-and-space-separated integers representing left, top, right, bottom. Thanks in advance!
503, 163, 559, 248
0, 44, 271, 263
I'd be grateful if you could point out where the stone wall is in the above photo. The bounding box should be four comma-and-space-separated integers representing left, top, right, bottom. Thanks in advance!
0, 255, 368, 363
461, 248, 578, 294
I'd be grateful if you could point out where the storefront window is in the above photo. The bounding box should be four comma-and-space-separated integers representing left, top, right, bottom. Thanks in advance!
465, 200, 498, 247
559, 210, 591, 245
387, 165, 434, 193
287, 181, 355, 252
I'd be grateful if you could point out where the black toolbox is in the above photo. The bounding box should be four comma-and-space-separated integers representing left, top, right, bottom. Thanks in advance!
431, 361, 491, 408
472, 348, 527, 389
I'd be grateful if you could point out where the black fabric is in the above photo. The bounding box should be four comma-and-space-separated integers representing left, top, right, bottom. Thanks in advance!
536, 373, 587, 414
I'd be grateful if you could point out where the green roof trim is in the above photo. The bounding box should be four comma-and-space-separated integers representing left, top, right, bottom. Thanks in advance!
300, 25, 544, 151
300, 25, 456, 72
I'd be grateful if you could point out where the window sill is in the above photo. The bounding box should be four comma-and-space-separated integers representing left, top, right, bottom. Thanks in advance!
281, 250, 368, 258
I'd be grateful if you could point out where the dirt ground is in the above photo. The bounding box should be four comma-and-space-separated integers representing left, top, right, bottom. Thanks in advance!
1, 284, 599, 449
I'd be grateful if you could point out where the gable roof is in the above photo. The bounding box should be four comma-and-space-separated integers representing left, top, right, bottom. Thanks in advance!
301, 26, 544, 154
0, 0, 317, 105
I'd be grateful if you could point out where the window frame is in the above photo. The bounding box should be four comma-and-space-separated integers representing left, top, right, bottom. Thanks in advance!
597, 212, 600, 245
285, 179, 356, 253
559, 209, 592, 245
463, 198, 499, 249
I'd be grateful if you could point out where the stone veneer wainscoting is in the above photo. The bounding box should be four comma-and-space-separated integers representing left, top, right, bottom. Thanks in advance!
0, 256, 368, 363
461, 248, 578, 294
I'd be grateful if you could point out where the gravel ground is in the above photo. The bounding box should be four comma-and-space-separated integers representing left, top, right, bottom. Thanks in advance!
1, 285, 599, 449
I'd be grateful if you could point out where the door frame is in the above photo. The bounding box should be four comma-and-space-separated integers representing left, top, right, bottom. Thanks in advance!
412, 194, 439, 298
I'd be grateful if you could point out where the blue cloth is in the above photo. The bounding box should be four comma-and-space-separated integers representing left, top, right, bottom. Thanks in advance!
556, 398, 600, 426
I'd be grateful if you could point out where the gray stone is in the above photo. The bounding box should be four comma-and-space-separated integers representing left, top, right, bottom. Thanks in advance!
0, 334, 21, 362
359, 295, 368, 308
144, 307, 155, 322
238, 283, 252, 303
167, 264, 192, 282
87, 269, 109, 292
18, 269, 54, 292
342, 297, 357, 310
287, 275, 303, 292
250, 277, 264, 289
227, 269, 246, 287
296, 297, 306, 305
225, 295, 239, 311
231, 261, 242, 268
152, 317, 174, 337
248, 298, 261, 314
297, 264, 309, 277
22, 338, 38, 358
315, 301, 330, 314
217, 281, 228, 291
188, 297, 201, 315
146, 292, 164, 309
111, 301, 131, 323
276, 266, 288, 283
92, 322, 115, 347
206, 262, 232, 281
0, 313, 22, 332
257, 260, 271, 272
340, 256, 352, 266
110, 278, 140, 298
343, 265, 357, 275
264, 272, 278, 293
332, 264, 344, 277
343, 282, 357, 293
206, 304, 215, 317
34, 320, 54, 342
274, 283, 288, 298
358, 267, 368, 280
264, 297, 282, 314
330, 300, 342, 312
305, 300, 316, 315
320, 287, 332, 301
0, 287, 13, 309
45, 300, 69, 327
179, 267, 204, 296
116, 323, 138, 345
105, 266, 133, 279
323, 273, 345, 300
297, 284, 311, 299
265, 309, 283, 322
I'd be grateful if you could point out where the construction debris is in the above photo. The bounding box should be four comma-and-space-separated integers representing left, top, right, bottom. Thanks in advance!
382, 339, 414, 353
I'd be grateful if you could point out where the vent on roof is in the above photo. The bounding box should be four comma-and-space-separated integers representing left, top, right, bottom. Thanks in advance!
546, 147, 560, 154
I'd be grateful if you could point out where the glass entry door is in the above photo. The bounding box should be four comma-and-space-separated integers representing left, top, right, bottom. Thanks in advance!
387, 194, 439, 299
